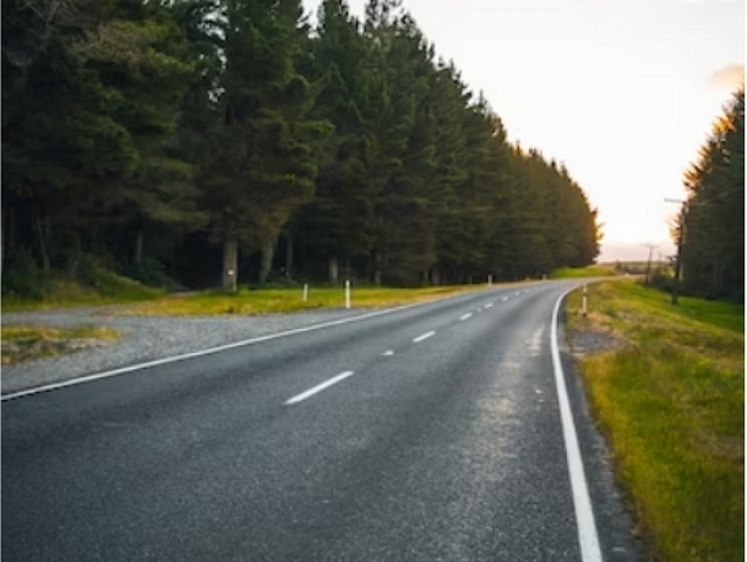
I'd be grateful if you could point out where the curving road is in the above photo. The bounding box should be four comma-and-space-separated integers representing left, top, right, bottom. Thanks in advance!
2, 281, 640, 561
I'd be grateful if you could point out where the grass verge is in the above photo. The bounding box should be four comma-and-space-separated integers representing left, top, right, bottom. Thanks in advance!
1, 325, 121, 364
550, 265, 616, 279
118, 284, 490, 316
565, 280, 743, 562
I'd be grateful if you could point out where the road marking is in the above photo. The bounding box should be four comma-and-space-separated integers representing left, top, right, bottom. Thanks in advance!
501, 296, 509, 302
551, 287, 602, 562
3, 284, 549, 402
2, 292, 489, 402
412, 330, 436, 343
382, 350, 394, 356
284, 371, 355, 405
485, 302, 494, 309
459, 313, 472, 321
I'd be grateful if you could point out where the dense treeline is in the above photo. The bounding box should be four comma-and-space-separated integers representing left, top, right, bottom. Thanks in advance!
2, 0, 600, 292
678, 89, 744, 302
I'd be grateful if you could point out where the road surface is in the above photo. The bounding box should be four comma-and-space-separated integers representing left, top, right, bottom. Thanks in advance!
2, 281, 639, 561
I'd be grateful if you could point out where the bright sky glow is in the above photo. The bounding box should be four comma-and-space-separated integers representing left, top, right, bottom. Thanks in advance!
302, 0, 744, 262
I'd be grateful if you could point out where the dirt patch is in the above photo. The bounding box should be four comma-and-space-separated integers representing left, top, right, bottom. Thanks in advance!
2, 338, 113, 365
568, 328, 626, 357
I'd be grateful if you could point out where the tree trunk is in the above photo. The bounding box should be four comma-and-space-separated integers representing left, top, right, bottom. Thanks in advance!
134, 226, 145, 265
712, 259, 724, 296
430, 268, 440, 286
328, 255, 339, 284
1, 205, 8, 268
222, 235, 238, 292
259, 238, 274, 286
66, 233, 83, 277
371, 248, 381, 286
344, 255, 351, 282
34, 211, 51, 272
284, 232, 293, 280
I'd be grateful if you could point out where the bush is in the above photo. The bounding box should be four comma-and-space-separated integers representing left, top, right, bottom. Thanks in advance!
2, 250, 52, 300
2, 253, 163, 307
649, 267, 674, 293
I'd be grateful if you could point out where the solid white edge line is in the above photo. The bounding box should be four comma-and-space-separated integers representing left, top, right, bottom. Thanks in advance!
551, 286, 603, 562
412, 330, 436, 343
459, 313, 472, 321
284, 371, 355, 405
1, 295, 463, 402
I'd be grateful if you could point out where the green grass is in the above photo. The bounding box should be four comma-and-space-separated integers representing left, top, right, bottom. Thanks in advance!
566, 280, 744, 562
1, 325, 121, 364
550, 265, 616, 279
118, 284, 491, 315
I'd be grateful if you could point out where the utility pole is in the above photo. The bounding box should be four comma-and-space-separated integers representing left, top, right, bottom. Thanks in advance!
643, 243, 658, 286
671, 207, 686, 305
664, 197, 687, 306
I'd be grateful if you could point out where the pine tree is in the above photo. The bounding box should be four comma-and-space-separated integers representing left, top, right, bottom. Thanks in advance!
294, 0, 376, 282
200, 0, 331, 290
681, 88, 744, 300
2, 0, 198, 273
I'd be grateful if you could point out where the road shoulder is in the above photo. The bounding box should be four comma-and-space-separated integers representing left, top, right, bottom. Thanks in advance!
558, 301, 645, 562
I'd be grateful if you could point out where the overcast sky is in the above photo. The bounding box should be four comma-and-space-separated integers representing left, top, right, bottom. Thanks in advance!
302, 0, 744, 262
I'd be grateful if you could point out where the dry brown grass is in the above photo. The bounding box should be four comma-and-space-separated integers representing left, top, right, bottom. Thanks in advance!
1, 325, 121, 364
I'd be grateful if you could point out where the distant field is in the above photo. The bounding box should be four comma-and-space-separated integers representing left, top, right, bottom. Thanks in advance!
565, 281, 744, 562
118, 284, 491, 315
549, 265, 616, 278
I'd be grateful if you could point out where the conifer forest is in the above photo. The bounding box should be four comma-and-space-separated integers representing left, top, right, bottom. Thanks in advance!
3, 0, 602, 291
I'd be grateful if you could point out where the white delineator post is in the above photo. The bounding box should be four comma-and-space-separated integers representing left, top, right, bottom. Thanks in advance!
582, 283, 588, 317
302, 284, 309, 302
344, 280, 351, 309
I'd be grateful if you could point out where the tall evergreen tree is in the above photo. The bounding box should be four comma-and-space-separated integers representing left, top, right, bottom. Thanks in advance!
199, 0, 331, 290
2, 0, 198, 273
680, 88, 744, 300
294, 0, 376, 282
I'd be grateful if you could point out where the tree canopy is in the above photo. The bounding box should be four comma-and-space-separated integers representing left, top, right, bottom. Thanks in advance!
679, 88, 744, 301
3, 0, 602, 292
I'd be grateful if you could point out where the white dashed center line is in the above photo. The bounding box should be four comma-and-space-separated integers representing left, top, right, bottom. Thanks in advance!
459, 313, 472, 321
284, 371, 355, 405
501, 296, 509, 302
485, 302, 494, 309
413, 331, 436, 343
382, 350, 394, 356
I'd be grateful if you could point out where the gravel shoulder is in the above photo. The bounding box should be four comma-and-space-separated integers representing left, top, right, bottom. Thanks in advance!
2, 290, 617, 397
1, 306, 362, 396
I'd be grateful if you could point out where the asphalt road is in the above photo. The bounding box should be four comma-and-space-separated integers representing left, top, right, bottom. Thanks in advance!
2, 282, 640, 561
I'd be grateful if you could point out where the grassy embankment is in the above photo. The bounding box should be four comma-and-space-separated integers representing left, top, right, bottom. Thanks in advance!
1, 325, 121, 365
550, 265, 616, 278
565, 280, 743, 562
2, 268, 164, 312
